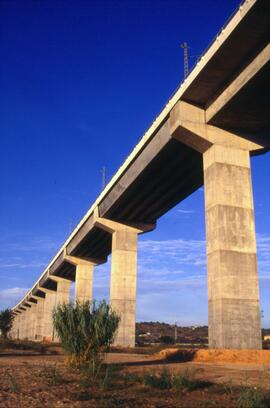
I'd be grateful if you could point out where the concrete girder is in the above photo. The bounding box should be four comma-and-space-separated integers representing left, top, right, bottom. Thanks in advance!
38, 286, 56, 295
206, 43, 270, 123
170, 100, 264, 154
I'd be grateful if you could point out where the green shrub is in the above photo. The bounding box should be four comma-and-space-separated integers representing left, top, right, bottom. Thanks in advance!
236, 387, 270, 408
7, 372, 20, 393
159, 335, 174, 345
52, 300, 120, 372
0, 309, 14, 339
142, 368, 172, 389
39, 365, 63, 386
142, 368, 210, 393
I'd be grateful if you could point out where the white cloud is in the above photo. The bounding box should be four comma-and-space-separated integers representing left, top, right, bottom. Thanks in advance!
257, 233, 270, 274
138, 238, 206, 268
0, 261, 46, 269
177, 209, 195, 214
0, 287, 29, 309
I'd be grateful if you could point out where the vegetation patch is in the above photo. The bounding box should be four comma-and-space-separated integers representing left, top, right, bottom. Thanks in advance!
236, 386, 270, 408
38, 364, 65, 386
142, 367, 211, 393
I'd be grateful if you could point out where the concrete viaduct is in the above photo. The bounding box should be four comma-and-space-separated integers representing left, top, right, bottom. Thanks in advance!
10, 0, 270, 349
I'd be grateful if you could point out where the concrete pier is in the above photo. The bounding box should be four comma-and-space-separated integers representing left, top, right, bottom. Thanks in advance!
29, 304, 37, 341
55, 279, 71, 305
94, 214, 154, 347
18, 309, 26, 339
41, 289, 56, 341
64, 255, 95, 303
110, 227, 138, 347
35, 298, 45, 341
203, 144, 261, 349
75, 264, 93, 303
24, 306, 31, 340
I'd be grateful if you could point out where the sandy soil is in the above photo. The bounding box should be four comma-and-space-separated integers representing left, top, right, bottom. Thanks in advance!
1, 349, 270, 407
157, 348, 270, 365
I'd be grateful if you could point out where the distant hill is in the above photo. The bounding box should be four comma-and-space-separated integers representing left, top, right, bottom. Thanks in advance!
136, 322, 270, 347
136, 322, 208, 345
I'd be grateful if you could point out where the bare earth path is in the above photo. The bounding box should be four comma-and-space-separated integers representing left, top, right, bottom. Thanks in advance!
1, 351, 270, 407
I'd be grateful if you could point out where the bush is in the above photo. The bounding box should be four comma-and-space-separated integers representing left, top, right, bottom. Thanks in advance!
0, 309, 14, 339
236, 387, 270, 408
142, 368, 210, 392
142, 368, 172, 390
159, 335, 174, 345
38, 365, 64, 386
52, 300, 120, 372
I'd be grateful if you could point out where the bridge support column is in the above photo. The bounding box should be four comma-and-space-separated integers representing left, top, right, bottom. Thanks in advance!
75, 264, 94, 303
18, 309, 26, 339
48, 277, 71, 342
57, 280, 71, 304
24, 306, 31, 340
10, 314, 16, 339
203, 144, 261, 349
48, 276, 71, 305
110, 228, 138, 347
39, 288, 56, 342
29, 304, 37, 341
35, 298, 45, 341
17, 313, 23, 339
64, 256, 96, 303
94, 211, 155, 347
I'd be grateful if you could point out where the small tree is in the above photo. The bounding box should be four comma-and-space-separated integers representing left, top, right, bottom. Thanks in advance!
0, 309, 14, 339
53, 300, 120, 372
159, 335, 175, 345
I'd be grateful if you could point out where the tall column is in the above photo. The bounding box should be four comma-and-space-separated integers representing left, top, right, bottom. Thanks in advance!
203, 144, 261, 349
49, 277, 71, 343
56, 279, 71, 305
22, 310, 27, 339
75, 264, 94, 303
41, 289, 56, 342
17, 312, 22, 339
29, 303, 37, 341
64, 256, 95, 303
35, 298, 45, 341
110, 227, 138, 347
15, 314, 20, 339
24, 306, 31, 340
13, 315, 18, 339
18, 310, 25, 339
23, 306, 28, 340
94, 212, 154, 347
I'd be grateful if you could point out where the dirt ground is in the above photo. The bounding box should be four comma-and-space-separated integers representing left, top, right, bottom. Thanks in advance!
1, 346, 270, 407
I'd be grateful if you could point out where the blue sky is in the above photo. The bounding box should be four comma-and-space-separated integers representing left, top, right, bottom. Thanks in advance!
0, 0, 269, 326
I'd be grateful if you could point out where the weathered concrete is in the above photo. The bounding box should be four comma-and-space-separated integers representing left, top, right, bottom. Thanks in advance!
24, 307, 31, 340
94, 213, 153, 347
35, 298, 45, 341
51, 277, 71, 342
18, 310, 25, 339
110, 228, 138, 347
29, 304, 37, 341
75, 264, 94, 303
40, 289, 56, 341
64, 256, 95, 303
203, 144, 261, 349
54, 278, 71, 305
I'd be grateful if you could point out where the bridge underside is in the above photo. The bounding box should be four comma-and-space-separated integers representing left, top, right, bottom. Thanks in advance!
12, 0, 270, 349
